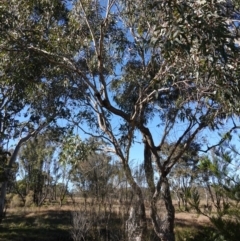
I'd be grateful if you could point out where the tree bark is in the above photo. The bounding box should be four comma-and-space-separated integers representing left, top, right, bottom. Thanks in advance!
161, 177, 175, 241
0, 182, 7, 222
150, 177, 175, 241
122, 163, 147, 241
126, 200, 147, 241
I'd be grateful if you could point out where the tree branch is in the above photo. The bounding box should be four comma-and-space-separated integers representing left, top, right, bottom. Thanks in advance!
79, 0, 99, 56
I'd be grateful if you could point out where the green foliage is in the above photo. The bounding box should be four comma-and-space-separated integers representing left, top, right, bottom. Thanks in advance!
187, 141, 240, 241
0, 147, 11, 182
1, 0, 240, 239
178, 219, 239, 241
71, 149, 116, 200
210, 216, 240, 241
177, 204, 240, 241
14, 179, 27, 195
176, 226, 227, 241
17, 134, 56, 206
58, 133, 93, 167
187, 187, 200, 212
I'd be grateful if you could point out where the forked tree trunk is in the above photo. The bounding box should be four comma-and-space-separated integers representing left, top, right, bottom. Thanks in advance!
150, 177, 175, 241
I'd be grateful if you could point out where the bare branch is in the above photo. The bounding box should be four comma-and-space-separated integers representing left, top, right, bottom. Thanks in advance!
28, 46, 76, 70
200, 125, 240, 153
9, 121, 48, 167
156, 113, 178, 151
166, 122, 206, 173
79, 0, 99, 56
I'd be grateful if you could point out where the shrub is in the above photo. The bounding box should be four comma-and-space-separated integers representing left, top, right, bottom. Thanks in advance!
5, 193, 14, 208
70, 210, 93, 241
176, 227, 219, 241
25, 191, 34, 207
10, 194, 24, 208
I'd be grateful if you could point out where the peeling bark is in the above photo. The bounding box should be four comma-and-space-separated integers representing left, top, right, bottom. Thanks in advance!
126, 200, 147, 241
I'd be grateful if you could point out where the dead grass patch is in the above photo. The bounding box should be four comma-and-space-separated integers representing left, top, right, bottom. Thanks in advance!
0, 201, 213, 241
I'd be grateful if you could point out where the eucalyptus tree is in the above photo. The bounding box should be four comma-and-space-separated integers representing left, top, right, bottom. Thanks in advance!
57, 133, 93, 205
0, 77, 74, 219
17, 134, 56, 206
58, 134, 115, 202
71, 149, 117, 202
2, 0, 240, 240
0, 0, 80, 220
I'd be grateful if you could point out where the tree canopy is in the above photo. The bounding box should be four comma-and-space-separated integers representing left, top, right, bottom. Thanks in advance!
1, 0, 240, 240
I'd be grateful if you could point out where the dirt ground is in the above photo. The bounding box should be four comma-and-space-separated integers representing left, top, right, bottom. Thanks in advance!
175, 212, 210, 228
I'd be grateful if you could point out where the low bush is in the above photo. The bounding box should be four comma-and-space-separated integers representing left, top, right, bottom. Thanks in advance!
10, 194, 24, 208
25, 191, 34, 207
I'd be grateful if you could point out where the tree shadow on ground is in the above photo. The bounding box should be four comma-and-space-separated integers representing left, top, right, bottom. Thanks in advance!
0, 210, 72, 241
175, 216, 211, 229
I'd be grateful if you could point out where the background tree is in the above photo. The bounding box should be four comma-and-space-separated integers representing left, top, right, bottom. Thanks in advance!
71, 150, 117, 202
186, 138, 240, 241
0, 0, 83, 219
49, 158, 71, 207
16, 134, 55, 206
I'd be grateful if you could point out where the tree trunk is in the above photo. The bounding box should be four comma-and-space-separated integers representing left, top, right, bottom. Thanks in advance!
0, 182, 7, 222
126, 200, 147, 241
204, 187, 209, 206
175, 190, 181, 210
161, 177, 175, 241
150, 177, 175, 241
123, 164, 147, 241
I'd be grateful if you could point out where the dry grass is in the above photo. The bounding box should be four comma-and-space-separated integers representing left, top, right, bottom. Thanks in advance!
0, 198, 212, 241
